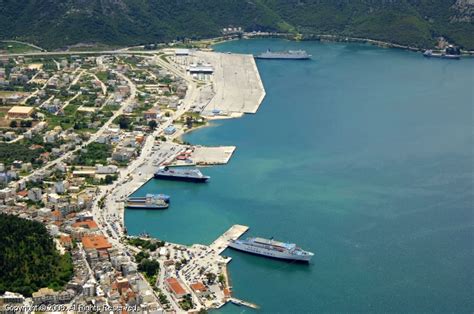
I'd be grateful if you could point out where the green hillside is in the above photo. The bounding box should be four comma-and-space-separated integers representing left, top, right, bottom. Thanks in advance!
0, 0, 472, 49
0, 214, 73, 296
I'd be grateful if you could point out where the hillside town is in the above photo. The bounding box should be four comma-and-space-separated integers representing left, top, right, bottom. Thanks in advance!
0, 46, 262, 313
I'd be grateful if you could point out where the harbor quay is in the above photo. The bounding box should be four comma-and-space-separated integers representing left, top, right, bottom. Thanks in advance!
124, 225, 256, 310
210, 224, 249, 254
165, 49, 266, 117
170, 145, 236, 167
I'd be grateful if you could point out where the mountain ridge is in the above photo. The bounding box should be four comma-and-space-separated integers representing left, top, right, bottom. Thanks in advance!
0, 0, 472, 49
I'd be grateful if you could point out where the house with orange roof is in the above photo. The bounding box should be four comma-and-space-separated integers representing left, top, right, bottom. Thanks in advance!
190, 282, 210, 297
81, 234, 112, 251
60, 235, 72, 248
16, 190, 28, 198
165, 277, 189, 299
51, 210, 62, 221
223, 287, 232, 299
72, 219, 99, 231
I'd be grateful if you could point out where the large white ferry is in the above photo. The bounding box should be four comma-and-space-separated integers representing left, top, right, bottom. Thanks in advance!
255, 49, 312, 60
228, 237, 314, 262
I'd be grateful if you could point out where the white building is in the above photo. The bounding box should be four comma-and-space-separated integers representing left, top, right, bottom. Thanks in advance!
0, 291, 25, 304
38, 207, 51, 217
55, 181, 66, 194
95, 164, 118, 174
28, 187, 43, 202
83, 280, 96, 297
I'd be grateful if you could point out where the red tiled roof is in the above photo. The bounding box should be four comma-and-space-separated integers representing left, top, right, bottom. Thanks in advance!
72, 220, 98, 229
66, 212, 76, 219
17, 190, 28, 197
60, 235, 72, 244
81, 235, 112, 250
190, 282, 207, 292
166, 278, 187, 296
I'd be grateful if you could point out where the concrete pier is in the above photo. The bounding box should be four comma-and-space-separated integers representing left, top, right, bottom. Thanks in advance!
229, 297, 260, 309
196, 51, 266, 115
210, 224, 249, 254
171, 145, 236, 166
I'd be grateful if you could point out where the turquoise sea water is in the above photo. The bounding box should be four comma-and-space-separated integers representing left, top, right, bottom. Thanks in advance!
125, 39, 474, 313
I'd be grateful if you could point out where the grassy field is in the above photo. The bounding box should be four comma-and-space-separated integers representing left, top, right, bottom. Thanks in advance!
0, 41, 41, 53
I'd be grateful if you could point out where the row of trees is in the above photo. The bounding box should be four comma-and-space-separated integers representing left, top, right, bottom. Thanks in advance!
9, 120, 32, 128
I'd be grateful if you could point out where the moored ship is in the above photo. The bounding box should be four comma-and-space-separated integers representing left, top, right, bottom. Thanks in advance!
423, 45, 461, 59
255, 49, 311, 60
154, 166, 210, 183
126, 194, 169, 209
228, 237, 314, 262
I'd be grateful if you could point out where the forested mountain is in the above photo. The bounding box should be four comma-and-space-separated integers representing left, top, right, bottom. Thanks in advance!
0, 0, 472, 49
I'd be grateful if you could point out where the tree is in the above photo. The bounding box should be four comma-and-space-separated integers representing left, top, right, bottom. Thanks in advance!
135, 251, 150, 263
148, 120, 158, 130
9, 120, 17, 128
206, 272, 216, 284
138, 259, 160, 277
118, 116, 130, 129
20, 120, 32, 128
218, 274, 225, 285
159, 293, 169, 304
104, 174, 116, 184
185, 116, 194, 128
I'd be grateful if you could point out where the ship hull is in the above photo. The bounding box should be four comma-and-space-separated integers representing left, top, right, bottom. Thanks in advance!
153, 173, 209, 183
129, 196, 170, 203
423, 53, 460, 60
126, 204, 168, 210
255, 56, 310, 60
228, 242, 312, 262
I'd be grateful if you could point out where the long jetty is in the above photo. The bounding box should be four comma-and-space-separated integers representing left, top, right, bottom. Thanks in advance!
210, 224, 249, 254
229, 297, 260, 309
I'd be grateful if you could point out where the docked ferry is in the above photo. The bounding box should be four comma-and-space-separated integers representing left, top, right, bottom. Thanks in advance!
154, 166, 210, 183
126, 194, 169, 209
228, 237, 314, 262
423, 45, 461, 59
255, 49, 311, 60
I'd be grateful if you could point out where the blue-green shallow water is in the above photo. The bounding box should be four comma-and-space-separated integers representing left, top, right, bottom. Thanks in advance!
126, 39, 474, 313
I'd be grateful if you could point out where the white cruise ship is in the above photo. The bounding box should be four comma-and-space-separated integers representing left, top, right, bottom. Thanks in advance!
228, 237, 314, 262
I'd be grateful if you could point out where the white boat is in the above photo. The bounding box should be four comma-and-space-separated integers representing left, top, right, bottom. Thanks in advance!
228, 237, 314, 262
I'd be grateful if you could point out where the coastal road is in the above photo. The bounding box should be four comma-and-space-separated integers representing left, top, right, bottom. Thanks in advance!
91, 58, 201, 237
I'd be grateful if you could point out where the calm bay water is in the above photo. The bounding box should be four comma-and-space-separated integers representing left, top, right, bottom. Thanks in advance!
126, 39, 474, 313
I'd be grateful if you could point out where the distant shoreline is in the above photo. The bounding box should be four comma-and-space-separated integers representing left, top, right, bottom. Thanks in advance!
212, 33, 474, 56
3, 34, 473, 57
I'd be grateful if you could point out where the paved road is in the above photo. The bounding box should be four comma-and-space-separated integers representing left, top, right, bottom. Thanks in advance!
9, 70, 136, 187
0, 49, 162, 58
